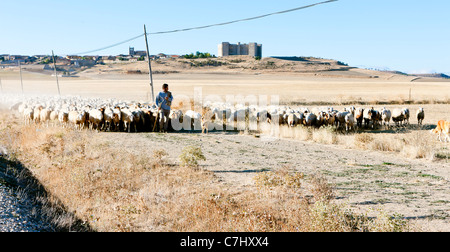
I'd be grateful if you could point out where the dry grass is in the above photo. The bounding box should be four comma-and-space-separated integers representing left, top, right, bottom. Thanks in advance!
0, 112, 414, 232
263, 123, 444, 161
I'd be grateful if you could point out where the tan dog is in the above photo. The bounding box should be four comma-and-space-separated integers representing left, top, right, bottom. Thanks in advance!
431, 120, 450, 142
201, 107, 214, 134
201, 115, 208, 134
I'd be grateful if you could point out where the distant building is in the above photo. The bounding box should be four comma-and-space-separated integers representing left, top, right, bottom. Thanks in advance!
0, 54, 34, 65
129, 47, 147, 57
218, 42, 262, 57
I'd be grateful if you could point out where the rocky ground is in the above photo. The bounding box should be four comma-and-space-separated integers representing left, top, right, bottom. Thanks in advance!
0, 178, 54, 232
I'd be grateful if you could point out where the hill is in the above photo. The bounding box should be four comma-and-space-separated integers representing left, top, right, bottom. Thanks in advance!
74, 55, 410, 80
15, 55, 450, 83
411, 73, 450, 79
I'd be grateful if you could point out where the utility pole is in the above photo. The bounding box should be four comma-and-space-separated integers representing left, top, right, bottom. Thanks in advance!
409, 87, 412, 102
52, 50, 61, 96
144, 24, 155, 102
18, 61, 24, 95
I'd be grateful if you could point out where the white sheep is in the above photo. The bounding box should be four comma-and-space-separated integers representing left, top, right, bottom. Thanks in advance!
58, 110, 69, 128
402, 108, 410, 125
381, 108, 391, 129
169, 109, 183, 131
39, 108, 52, 127
184, 110, 202, 131
33, 105, 43, 124
88, 108, 105, 131
121, 108, 134, 133
68, 110, 87, 131
23, 107, 34, 125
103, 107, 114, 131
287, 113, 297, 127
50, 110, 58, 127
335, 111, 350, 129
344, 112, 355, 132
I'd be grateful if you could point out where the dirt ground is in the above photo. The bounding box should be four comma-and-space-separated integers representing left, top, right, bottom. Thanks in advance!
1, 61, 449, 231
100, 126, 449, 231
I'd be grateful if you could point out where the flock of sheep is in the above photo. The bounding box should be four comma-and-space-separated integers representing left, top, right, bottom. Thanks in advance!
278, 105, 424, 131
200, 100, 424, 133
0, 94, 426, 135
1, 95, 161, 133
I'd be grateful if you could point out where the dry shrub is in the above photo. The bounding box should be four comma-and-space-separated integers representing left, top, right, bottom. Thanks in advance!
179, 145, 206, 168
254, 167, 304, 192
151, 148, 169, 168
310, 174, 334, 202
352, 130, 437, 160
354, 133, 374, 149
289, 126, 312, 141
367, 210, 409, 232
353, 131, 436, 159
266, 124, 340, 146
312, 126, 338, 145
400, 132, 435, 159
369, 137, 402, 152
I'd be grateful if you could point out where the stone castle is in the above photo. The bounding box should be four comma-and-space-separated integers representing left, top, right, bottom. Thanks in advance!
218, 42, 262, 57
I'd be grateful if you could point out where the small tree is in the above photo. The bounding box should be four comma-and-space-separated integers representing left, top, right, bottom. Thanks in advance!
182, 52, 215, 59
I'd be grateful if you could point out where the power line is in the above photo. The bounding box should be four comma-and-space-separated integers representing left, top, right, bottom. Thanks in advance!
72, 0, 338, 55
73, 33, 145, 55
148, 0, 338, 35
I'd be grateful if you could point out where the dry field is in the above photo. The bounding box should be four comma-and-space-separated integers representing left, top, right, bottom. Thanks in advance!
2, 56, 450, 104
0, 59, 449, 231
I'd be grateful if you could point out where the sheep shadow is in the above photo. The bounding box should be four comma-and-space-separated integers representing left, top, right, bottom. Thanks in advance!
359, 123, 436, 135
164, 128, 242, 135
211, 168, 269, 174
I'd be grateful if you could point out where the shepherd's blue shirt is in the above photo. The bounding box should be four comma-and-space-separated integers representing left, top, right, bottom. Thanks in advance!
156, 91, 173, 110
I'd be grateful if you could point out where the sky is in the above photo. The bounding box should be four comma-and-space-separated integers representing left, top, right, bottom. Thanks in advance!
1, 0, 449, 74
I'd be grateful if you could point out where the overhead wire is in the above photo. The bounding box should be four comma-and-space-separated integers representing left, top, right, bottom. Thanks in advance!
72, 0, 337, 55
73, 33, 145, 55
148, 0, 337, 35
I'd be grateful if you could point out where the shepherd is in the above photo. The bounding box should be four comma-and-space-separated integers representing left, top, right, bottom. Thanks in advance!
155, 83, 173, 132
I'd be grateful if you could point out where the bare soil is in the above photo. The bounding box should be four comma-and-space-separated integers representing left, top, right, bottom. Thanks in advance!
101, 127, 450, 231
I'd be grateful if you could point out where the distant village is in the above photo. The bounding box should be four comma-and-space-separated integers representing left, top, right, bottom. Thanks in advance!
0, 47, 180, 68
0, 47, 182, 76
0, 42, 262, 69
